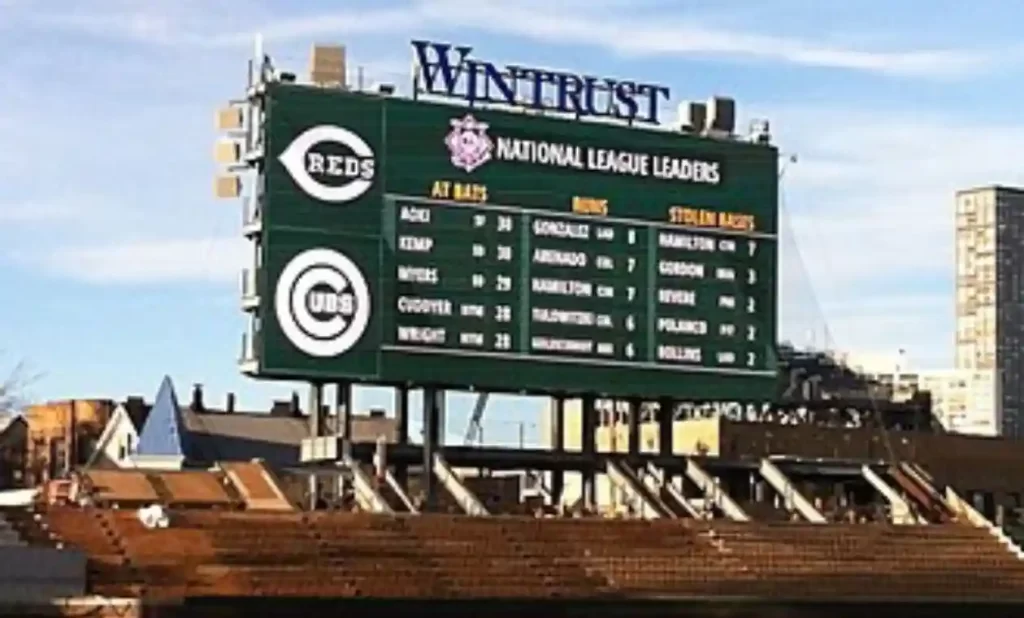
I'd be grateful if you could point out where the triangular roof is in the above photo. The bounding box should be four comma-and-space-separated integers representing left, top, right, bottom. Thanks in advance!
121, 397, 151, 432
0, 415, 25, 447
0, 413, 15, 434
84, 404, 137, 468
136, 376, 189, 458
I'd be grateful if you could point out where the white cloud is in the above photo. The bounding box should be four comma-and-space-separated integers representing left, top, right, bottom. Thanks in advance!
13, 0, 993, 78
414, 0, 984, 79
769, 106, 1024, 368
209, 9, 421, 47
5, 1, 1018, 373
29, 237, 247, 284
818, 294, 952, 371
0, 193, 126, 226
0, 201, 80, 223
16, 0, 250, 45
781, 291, 952, 368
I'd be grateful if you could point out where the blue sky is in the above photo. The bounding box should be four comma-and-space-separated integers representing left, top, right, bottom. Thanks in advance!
4, 0, 1024, 444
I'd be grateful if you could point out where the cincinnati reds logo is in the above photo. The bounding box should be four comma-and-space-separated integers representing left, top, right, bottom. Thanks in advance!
274, 248, 371, 357
278, 125, 376, 203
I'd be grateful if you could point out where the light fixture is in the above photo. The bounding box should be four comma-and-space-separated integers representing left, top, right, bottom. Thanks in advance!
214, 175, 242, 199
214, 140, 241, 164
215, 107, 243, 131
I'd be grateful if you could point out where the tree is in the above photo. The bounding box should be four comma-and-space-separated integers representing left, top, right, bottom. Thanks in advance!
0, 357, 40, 415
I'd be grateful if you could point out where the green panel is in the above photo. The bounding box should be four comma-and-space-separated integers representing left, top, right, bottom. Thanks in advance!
253, 84, 779, 400
257, 228, 383, 380
264, 88, 384, 235
383, 96, 777, 234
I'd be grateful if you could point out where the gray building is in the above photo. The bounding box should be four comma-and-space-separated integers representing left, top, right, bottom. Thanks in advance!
954, 185, 1024, 437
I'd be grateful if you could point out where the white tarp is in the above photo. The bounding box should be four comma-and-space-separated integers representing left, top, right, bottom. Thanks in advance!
0, 488, 37, 507
137, 504, 170, 529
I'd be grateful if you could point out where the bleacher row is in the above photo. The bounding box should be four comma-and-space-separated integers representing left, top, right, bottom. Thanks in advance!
29, 507, 1024, 602
66, 463, 293, 511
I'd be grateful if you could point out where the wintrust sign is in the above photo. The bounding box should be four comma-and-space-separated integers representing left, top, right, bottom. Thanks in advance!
278, 125, 376, 203
412, 40, 671, 125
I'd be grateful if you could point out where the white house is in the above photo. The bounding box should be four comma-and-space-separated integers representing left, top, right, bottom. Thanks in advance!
84, 403, 143, 468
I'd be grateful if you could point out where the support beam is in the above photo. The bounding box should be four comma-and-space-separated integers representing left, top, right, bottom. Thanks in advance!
308, 383, 324, 437
422, 388, 442, 511
433, 453, 489, 516
551, 396, 565, 506
684, 458, 750, 522
306, 383, 324, 511
758, 459, 827, 523
945, 487, 1024, 560
645, 463, 701, 518
395, 386, 409, 487
605, 460, 668, 519
890, 462, 955, 523
383, 469, 418, 513
341, 454, 394, 514
861, 465, 920, 525
335, 383, 352, 499
336, 383, 352, 442
627, 398, 641, 458
581, 395, 596, 509
658, 397, 673, 457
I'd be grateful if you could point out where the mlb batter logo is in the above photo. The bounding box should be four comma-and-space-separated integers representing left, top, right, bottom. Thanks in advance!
445, 114, 493, 173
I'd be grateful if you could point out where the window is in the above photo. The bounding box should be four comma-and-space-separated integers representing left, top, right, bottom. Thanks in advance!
978, 228, 996, 253
980, 200, 996, 226
956, 286, 973, 305
50, 438, 66, 479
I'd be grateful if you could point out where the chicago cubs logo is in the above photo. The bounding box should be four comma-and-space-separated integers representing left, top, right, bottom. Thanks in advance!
278, 125, 376, 203
445, 114, 493, 173
274, 248, 371, 357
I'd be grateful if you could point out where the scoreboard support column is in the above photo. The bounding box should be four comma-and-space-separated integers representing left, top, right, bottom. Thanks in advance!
658, 397, 674, 458
581, 395, 597, 510
422, 387, 444, 512
395, 386, 410, 487
658, 397, 675, 487
336, 382, 353, 453
306, 382, 325, 512
335, 382, 353, 501
627, 398, 642, 460
551, 396, 565, 507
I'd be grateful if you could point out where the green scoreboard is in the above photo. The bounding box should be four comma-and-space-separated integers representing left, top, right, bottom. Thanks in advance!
244, 84, 779, 399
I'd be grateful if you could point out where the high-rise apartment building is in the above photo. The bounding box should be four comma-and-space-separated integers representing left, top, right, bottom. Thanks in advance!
954, 185, 1024, 437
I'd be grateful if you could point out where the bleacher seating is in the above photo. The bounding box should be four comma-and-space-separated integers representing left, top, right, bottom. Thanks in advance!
31, 506, 1024, 601
220, 461, 295, 511
84, 471, 160, 505
148, 471, 240, 508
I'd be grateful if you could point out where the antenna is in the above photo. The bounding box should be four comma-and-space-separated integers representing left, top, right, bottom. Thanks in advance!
779, 153, 798, 180
254, 33, 263, 68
